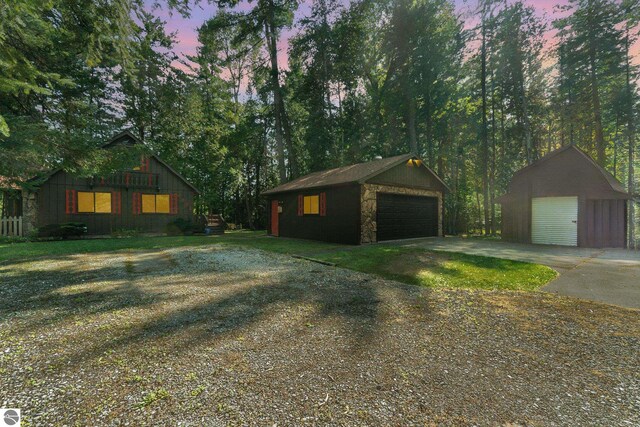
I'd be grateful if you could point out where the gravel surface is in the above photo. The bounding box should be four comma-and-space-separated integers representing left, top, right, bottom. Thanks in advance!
0, 245, 639, 426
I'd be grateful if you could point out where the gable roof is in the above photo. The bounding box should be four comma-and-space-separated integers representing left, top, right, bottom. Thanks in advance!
29, 131, 200, 194
515, 144, 627, 194
497, 144, 629, 203
263, 153, 448, 195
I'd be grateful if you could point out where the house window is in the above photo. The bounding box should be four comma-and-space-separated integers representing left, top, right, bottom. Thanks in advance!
297, 192, 326, 216
303, 195, 320, 215
77, 192, 112, 213
141, 194, 172, 214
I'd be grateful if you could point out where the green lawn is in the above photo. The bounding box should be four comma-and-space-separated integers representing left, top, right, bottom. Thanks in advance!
0, 231, 556, 290
0, 231, 337, 264
314, 245, 557, 291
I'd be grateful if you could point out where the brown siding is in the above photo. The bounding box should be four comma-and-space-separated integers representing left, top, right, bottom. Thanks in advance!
367, 161, 447, 193
500, 147, 628, 248
267, 184, 361, 245
583, 199, 627, 248
36, 157, 196, 235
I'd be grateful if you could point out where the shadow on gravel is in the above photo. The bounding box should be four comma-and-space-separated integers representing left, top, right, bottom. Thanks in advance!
0, 248, 423, 363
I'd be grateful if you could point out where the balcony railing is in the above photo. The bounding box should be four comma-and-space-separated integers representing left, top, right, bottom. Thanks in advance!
91, 172, 160, 189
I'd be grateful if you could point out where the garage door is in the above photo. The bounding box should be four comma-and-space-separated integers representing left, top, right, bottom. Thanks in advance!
376, 193, 439, 242
531, 196, 578, 246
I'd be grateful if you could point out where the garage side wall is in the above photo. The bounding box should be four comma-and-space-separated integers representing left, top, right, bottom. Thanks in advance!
361, 184, 443, 244
266, 184, 362, 244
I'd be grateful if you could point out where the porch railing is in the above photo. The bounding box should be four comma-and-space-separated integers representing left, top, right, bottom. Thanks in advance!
1, 216, 22, 237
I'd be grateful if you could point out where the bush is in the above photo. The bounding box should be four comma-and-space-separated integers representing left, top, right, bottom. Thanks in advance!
39, 222, 87, 239
165, 218, 195, 236
0, 235, 29, 244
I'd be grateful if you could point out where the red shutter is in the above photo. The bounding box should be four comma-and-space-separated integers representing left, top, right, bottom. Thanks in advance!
297, 195, 304, 216
65, 190, 77, 214
140, 156, 150, 172
132, 192, 141, 215
320, 192, 327, 216
147, 174, 153, 186
125, 173, 131, 186
112, 192, 121, 215
170, 193, 179, 214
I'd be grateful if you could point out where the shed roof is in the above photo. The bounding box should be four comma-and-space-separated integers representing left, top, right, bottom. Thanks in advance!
263, 153, 448, 195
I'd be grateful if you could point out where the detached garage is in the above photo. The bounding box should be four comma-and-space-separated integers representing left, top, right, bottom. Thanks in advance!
263, 154, 448, 244
498, 145, 630, 248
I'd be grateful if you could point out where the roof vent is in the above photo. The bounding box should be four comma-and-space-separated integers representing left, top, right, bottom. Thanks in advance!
374, 155, 383, 160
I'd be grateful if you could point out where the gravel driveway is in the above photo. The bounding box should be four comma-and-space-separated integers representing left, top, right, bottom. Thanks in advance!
1, 246, 639, 426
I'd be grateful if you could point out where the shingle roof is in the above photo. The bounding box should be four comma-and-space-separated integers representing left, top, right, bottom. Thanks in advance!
263, 153, 447, 195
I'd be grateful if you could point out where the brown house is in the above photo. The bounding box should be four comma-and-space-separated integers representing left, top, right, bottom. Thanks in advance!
497, 145, 630, 248
263, 154, 448, 244
6, 131, 199, 236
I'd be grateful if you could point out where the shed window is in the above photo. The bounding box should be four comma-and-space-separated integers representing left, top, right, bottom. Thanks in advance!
303, 195, 320, 215
77, 192, 112, 213
141, 194, 172, 214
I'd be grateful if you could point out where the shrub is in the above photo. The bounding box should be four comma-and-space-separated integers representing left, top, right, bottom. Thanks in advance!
0, 235, 29, 244
165, 218, 194, 236
39, 222, 87, 239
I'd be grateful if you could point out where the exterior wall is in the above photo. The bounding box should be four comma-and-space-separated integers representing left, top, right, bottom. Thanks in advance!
367, 160, 447, 192
501, 148, 628, 247
360, 184, 443, 244
35, 157, 196, 235
266, 184, 361, 245
22, 191, 38, 236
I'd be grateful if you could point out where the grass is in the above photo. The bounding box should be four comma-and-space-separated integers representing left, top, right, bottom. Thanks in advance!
313, 245, 557, 291
0, 230, 556, 290
0, 230, 338, 264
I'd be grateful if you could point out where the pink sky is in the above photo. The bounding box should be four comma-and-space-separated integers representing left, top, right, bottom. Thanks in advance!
147, 0, 635, 72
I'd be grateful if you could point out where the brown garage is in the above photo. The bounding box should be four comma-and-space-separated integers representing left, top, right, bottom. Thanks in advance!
497, 145, 630, 248
263, 154, 448, 244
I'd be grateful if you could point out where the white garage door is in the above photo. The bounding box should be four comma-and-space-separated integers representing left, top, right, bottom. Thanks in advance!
531, 197, 578, 246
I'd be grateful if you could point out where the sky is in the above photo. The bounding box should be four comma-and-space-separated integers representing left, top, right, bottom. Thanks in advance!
145, 0, 631, 72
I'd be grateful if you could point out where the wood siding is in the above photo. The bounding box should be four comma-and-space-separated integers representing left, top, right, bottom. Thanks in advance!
36, 157, 196, 235
500, 147, 628, 248
367, 160, 447, 193
266, 184, 361, 245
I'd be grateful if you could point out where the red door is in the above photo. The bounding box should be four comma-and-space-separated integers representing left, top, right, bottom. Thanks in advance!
271, 200, 279, 236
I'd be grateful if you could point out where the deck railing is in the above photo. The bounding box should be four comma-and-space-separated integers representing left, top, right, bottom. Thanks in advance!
1, 216, 22, 237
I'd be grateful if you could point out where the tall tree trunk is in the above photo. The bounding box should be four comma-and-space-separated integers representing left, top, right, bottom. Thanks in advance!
480, 19, 490, 236
264, 18, 287, 183
406, 87, 418, 153
587, 4, 606, 165
626, 26, 636, 247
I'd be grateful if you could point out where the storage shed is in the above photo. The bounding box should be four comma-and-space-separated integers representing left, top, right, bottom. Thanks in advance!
263, 154, 448, 244
497, 145, 630, 248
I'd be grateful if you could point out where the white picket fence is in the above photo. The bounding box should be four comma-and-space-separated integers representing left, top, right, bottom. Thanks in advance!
1, 216, 23, 237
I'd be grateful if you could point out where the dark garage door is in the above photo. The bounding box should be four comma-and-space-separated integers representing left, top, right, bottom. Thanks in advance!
376, 193, 439, 241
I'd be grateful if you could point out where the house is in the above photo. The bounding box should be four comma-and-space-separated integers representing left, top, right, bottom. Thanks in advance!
1, 131, 199, 236
497, 144, 630, 248
263, 154, 448, 244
